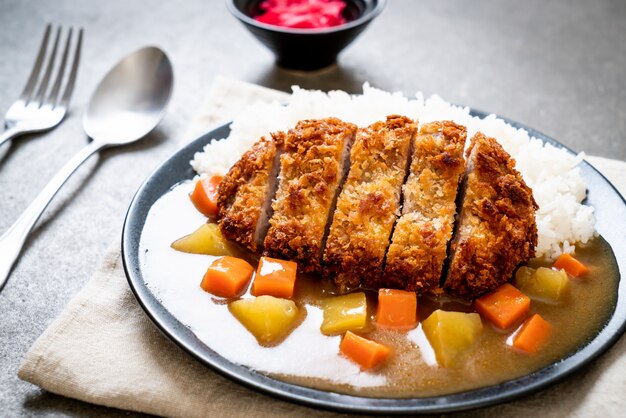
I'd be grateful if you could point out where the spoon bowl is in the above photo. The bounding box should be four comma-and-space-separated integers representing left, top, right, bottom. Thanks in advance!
0, 46, 174, 291
84, 46, 173, 143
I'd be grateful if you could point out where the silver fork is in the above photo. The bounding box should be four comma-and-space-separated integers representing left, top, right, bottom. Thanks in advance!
0, 24, 83, 147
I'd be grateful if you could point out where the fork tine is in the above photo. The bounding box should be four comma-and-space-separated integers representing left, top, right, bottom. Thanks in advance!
19, 24, 52, 102
45, 28, 73, 108
59, 28, 83, 108
32, 26, 62, 107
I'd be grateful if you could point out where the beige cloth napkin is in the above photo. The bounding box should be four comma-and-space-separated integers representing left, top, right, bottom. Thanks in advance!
18, 77, 626, 418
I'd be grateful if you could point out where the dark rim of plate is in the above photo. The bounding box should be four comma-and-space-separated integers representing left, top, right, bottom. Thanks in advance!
122, 110, 626, 414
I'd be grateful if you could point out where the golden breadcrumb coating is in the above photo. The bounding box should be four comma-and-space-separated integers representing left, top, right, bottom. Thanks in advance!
217, 132, 284, 253
443, 132, 538, 299
264, 118, 357, 273
323, 115, 416, 291
383, 121, 467, 293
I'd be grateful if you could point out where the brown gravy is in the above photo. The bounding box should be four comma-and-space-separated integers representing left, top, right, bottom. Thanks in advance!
266, 236, 618, 397
145, 182, 619, 398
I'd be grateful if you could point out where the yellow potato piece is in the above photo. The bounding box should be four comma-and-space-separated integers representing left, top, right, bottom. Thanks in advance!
320, 292, 368, 335
515, 265, 534, 283
515, 266, 568, 303
422, 310, 483, 367
171, 223, 232, 256
229, 296, 299, 344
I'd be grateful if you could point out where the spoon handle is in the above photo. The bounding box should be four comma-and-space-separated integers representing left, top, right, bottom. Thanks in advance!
0, 140, 104, 292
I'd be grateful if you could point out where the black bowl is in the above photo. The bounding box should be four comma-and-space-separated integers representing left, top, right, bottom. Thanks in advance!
226, 0, 386, 70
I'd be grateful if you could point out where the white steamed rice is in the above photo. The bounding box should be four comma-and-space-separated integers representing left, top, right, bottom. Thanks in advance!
190, 84, 596, 260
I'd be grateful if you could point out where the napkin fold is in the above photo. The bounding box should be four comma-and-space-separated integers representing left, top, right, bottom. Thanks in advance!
18, 76, 626, 418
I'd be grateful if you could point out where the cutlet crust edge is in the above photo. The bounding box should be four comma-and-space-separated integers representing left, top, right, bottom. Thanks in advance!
324, 115, 417, 291
443, 132, 539, 299
217, 134, 282, 253
264, 118, 357, 273
383, 121, 467, 293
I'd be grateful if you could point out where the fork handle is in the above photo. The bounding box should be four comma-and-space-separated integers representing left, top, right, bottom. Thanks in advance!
0, 140, 105, 291
0, 126, 23, 147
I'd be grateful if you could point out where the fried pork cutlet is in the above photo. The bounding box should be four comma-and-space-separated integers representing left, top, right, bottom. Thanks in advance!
443, 132, 538, 299
263, 118, 357, 273
323, 115, 417, 291
383, 121, 467, 293
217, 132, 285, 253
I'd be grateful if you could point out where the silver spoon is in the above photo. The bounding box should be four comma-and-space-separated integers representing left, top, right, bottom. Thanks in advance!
0, 46, 174, 291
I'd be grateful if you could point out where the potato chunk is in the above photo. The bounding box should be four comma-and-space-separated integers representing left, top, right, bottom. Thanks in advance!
515, 266, 568, 303
422, 310, 483, 367
320, 292, 368, 335
171, 223, 232, 256
229, 296, 299, 344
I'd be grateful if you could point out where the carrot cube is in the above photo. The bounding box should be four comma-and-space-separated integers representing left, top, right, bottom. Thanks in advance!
513, 314, 552, 353
200, 256, 254, 298
190, 176, 222, 217
475, 283, 531, 329
376, 289, 418, 330
339, 331, 391, 370
553, 253, 589, 277
251, 257, 298, 298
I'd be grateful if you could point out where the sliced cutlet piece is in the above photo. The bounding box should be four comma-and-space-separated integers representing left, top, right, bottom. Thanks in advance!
264, 118, 357, 273
217, 131, 285, 253
323, 115, 417, 291
443, 132, 538, 299
383, 121, 467, 293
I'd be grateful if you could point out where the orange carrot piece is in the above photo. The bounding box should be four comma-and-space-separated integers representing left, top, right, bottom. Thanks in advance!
513, 314, 552, 353
339, 331, 391, 370
200, 256, 254, 298
376, 289, 418, 330
251, 257, 298, 298
553, 253, 589, 277
190, 176, 222, 217
475, 283, 531, 330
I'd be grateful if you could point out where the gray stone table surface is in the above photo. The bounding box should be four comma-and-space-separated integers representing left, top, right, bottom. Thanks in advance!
0, 0, 625, 416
